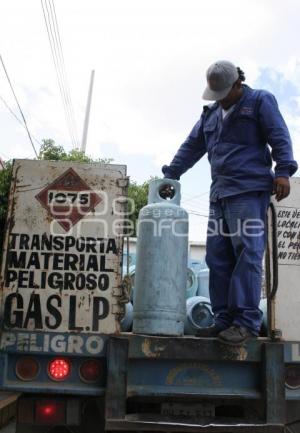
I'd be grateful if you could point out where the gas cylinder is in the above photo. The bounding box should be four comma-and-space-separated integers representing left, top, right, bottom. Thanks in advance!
128, 265, 136, 303
123, 252, 136, 269
259, 298, 268, 335
186, 267, 198, 299
121, 265, 136, 302
121, 302, 133, 332
133, 179, 189, 336
184, 296, 214, 335
197, 268, 210, 298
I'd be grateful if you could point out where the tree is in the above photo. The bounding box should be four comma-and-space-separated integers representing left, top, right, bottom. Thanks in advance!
0, 161, 12, 252
127, 177, 159, 236
128, 180, 149, 236
38, 140, 157, 237
38, 139, 67, 160
0, 139, 113, 257
0, 139, 156, 256
38, 139, 113, 164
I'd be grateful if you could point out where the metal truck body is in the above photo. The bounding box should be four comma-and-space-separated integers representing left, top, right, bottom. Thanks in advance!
0, 160, 300, 432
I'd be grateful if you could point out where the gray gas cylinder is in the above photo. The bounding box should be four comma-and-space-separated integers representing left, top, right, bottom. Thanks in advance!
184, 296, 214, 335
186, 267, 198, 299
133, 179, 189, 336
121, 302, 133, 332
121, 265, 136, 302
128, 266, 136, 303
259, 298, 268, 335
197, 268, 210, 299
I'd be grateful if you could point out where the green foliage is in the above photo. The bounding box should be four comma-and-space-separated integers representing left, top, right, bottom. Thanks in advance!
62, 149, 112, 164
62, 149, 91, 162
0, 139, 155, 256
0, 139, 113, 257
0, 160, 13, 251
128, 177, 158, 236
128, 180, 149, 236
38, 139, 67, 160
38, 139, 153, 237
39, 139, 113, 164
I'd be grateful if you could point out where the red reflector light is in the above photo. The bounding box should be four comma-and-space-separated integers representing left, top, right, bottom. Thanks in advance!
36, 400, 65, 424
48, 358, 71, 381
16, 357, 40, 381
79, 359, 102, 383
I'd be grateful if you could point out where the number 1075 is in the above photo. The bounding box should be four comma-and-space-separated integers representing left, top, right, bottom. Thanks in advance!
48, 191, 91, 206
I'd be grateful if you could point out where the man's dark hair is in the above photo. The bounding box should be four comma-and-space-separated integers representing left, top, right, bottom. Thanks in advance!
237, 67, 246, 82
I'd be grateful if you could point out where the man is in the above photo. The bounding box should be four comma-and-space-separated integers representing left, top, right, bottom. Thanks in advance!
162, 60, 298, 345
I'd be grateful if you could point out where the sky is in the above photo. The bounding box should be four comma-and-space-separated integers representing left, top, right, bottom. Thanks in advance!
1, 0, 300, 241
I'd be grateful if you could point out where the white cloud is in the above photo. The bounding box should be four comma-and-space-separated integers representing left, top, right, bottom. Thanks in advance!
1, 0, 300, 239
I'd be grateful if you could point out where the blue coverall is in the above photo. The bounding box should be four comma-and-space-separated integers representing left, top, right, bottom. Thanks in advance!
162, 85, 298, 334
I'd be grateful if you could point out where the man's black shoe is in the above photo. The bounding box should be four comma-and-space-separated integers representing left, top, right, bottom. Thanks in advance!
218, 325, 255, 346
196, 325, 223, 338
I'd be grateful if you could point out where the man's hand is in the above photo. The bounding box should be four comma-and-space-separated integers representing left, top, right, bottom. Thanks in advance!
273, 177, 290, 201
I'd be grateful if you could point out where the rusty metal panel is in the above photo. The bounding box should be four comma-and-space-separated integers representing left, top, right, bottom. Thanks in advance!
263, 343, 285, 424
0, 159, 128, 353
105, 337, 129, 420
128, 335, 264, 362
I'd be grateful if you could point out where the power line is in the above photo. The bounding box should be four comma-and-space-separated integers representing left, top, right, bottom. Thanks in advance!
47, 0, 78, 148
182, 197, 209, 206
182, 193, 210, 215
0, 146, 10, 160
185, 208, 209, 218
0, 95, 42, 146
41, 0, 79, 148
181, 190, 209, 204
41, 0, 76, 147
0, 55, 39, 158
182, 197, 209, 207
0, 150, 10, 160
185, 205, 209, 215
182, 197, 209, 213
50, 0, 79, 147
182, 191, 209, 199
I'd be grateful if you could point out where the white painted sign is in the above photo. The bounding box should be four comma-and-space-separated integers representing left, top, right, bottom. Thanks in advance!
272, 178, 300, 340
1, 330, 106, 355
277, 207, 300, 265
0, 160, 128, 350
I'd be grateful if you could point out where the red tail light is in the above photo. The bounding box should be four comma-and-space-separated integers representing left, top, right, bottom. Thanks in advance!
16, 357, 40, 381
36, 400, 65, 424
79, 359, 102, 383
48, 358, 71, 381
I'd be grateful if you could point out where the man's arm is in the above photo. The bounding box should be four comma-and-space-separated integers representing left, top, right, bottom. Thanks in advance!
258, 91, 298, 201
162, 114, 207, 180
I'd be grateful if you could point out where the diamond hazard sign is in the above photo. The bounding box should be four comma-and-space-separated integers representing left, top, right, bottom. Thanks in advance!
36, 168, 102, 231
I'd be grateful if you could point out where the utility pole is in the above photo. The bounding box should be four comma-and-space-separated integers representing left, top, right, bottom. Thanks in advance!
81, 70, 95, 153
